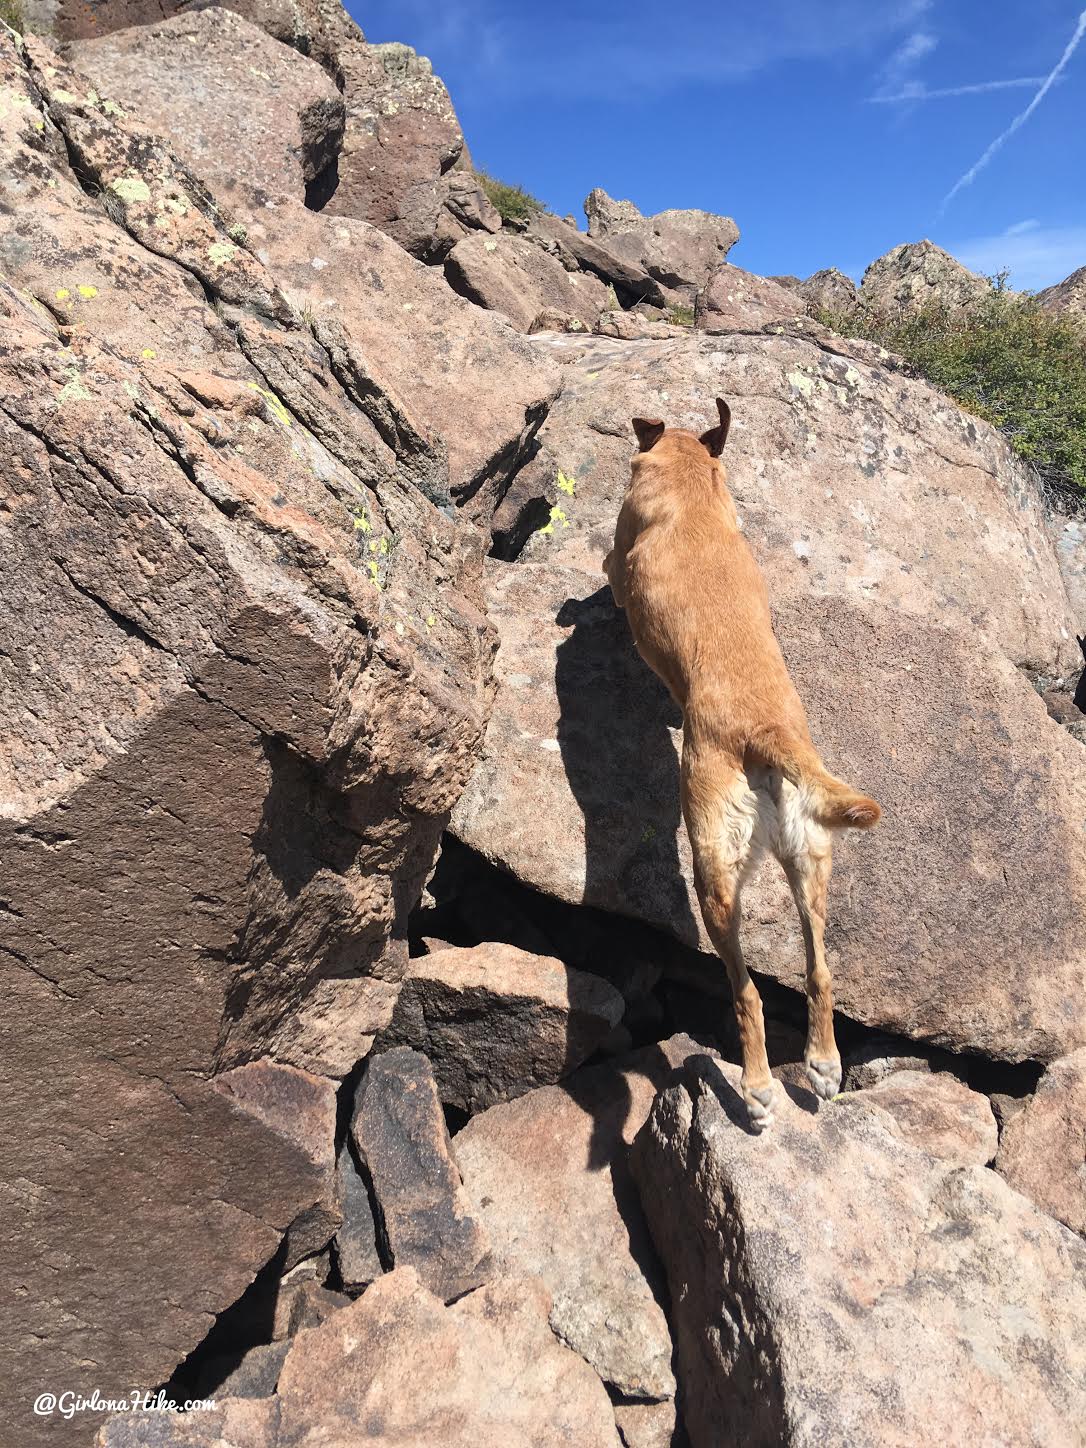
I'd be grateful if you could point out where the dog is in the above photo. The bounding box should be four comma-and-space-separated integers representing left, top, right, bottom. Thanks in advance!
603, 398, 880, 1131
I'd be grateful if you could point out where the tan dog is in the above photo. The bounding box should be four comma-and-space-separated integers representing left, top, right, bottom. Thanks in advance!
604, 398, 880, 1130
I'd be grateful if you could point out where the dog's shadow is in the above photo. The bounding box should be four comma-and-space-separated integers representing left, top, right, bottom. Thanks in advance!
554, 586, 701, 956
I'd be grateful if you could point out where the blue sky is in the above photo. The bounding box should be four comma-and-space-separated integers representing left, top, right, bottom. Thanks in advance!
349, 0, 1085, 290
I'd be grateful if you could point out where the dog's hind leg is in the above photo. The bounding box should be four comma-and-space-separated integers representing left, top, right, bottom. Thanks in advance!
778, 793, 841, 1100
682, 743, 774, 1131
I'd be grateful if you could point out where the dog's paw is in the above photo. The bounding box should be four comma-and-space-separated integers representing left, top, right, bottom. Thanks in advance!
744, 1082, 776, 1133
805, 1055, 842, 1101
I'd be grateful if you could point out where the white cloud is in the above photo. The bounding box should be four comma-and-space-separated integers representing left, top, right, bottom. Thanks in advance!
941, 8, 1086, 209
947, 222, 1086, 291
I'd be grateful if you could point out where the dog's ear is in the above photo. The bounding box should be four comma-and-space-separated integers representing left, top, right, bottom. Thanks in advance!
699, 398, 731, 457
632, 417, 666, 452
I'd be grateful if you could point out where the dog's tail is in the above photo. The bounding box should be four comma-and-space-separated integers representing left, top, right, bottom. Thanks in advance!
751, 733, 881, 831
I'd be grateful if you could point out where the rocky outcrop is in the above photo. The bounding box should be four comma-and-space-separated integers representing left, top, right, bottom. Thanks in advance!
455, 1038, 701, 1404
98, 1270, 623, 1446
68, 9, 346, 211
322, 39, 500, 260
795, 265, 858, 313
995, 1047, 1086, 1235
0, 26, 498, 1441
376, 941, 624, 1112
838, 1070, 998, 1167
350, 1047, 492, 1300
860, 239, 987, 313
332, 1145, 383, 1292
584, 186, 739, 299
451, 329, 1086, 1063
1037, 264, 1086, 321
445, 231, 612, 332
695, 263, 806, 331
632, 1056, 1086, 1448
525, 210, 669, 308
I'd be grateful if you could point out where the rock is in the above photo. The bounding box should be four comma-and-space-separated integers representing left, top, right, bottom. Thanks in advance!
350, 1047, 492, 1300
31, 0, 350, 64
838, 1069, 998, 1166
376, 941, 624, 1112
614, 1400, 679, 1448
526, 210, 669, 308
68, 9, 346, 210
990, 1090, 1031, 1133
455, 1038, 705, 1401
1036, 264, 1086, 322
860, 239, 988, 313
198, 1338, 292, 1399
322, 40, 498, 259
214, 1062, 340, 1268
595, 310, 689, 341
795, 266, 858, 314
267, 1268, 623, 1447
632, 1055, 1086, 1448
0, 29, 493, 1440
584, 186, 739, 298
694, 263, 806, 331
332, 1144, 383, 1293
995, 1047, 1086, 1235
97, 1397, 281, 1447
451, 330, 1086, 1063
843, 1036, 939, 1091
529, 307, 592, 334
277, 1278, 350, 1337
446, 231, 611, 332
243, 200, 561, 507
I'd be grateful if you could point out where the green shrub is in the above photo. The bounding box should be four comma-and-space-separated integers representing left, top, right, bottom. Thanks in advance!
666, 303, 696, 328
476, 171, 544, 225
0, 0, 26, 31
817, 279, 1086, 501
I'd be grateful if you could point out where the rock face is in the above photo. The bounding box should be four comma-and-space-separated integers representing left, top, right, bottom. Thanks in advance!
455, 1041, 698, 1403
632, 1056, 1086, 1448
585, 186, 739, 298
860, 239, 987, 313
68, 9, 346, 210
446, 231, 612, 332
0, 28, 496, 1442
996, 1047, 1086, 1235
838, 1070, 998, 1167
795, 265, 858, 313
323, 39, 499, 260
525, 210, 670, 309
350, 1047, 492, 1300
452, 329, 1086, 1063
1037, 264, 1086, 321
332, 1145, 383, 1293
695, 263, 806, 331
376, 942, 624, 1112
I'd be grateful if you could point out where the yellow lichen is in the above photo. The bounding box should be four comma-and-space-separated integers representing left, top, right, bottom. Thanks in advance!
76, 284, 98, 299
206, 241, 237, 269
246, 381, 291, 427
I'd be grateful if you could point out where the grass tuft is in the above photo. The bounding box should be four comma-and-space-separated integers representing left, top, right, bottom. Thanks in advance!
476, 170, 544, 225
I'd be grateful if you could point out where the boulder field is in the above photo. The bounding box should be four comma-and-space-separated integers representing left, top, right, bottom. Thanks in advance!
0, 5, 1083, 1446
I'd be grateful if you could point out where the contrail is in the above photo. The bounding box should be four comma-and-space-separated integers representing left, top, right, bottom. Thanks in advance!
941, 8, 1086, 209
870, 76, 1043, 102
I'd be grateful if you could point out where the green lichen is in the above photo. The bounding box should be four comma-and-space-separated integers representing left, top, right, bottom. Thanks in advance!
206, 241, 238, 270
556, 469, 576, 497
55, 367, 91, 405
109, 175, 151, 206
246, 381, 291, 428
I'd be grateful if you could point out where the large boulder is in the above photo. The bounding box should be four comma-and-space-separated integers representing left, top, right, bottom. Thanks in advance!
695, 262, 806, 331
585, 186, 739, 298
995, 1047, 1086, 1235
97, 1270, 623, 1446
451, 329, 1086, 1062
445, 231, 612, 332
795, 265, 858, 314
631, 1055, 1086, 1448
837, 1069, 998, 1167
860, 239, 988, 313
67, 9, 346, 210
321, 39, 499, 259
1036, 264, 1086, 322
0, 30, 494, 1443
350, 1048, 492, 1300
525, 210, 670, 309
376, 941, 624, 1112
456, 1040, 701, 1403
